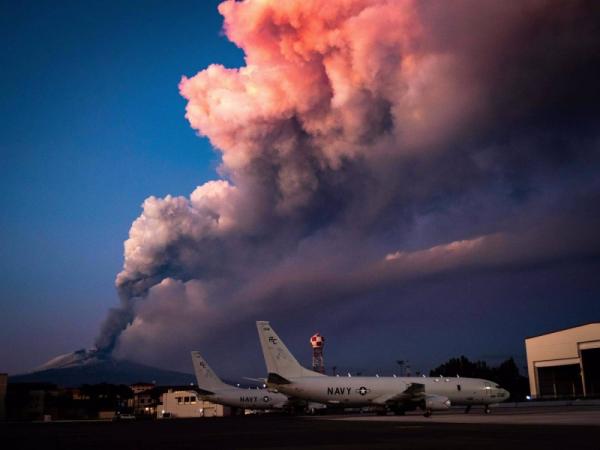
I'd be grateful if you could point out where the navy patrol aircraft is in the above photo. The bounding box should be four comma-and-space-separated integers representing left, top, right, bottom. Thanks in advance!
256, 321, 510, 416
191, 351, 289, 411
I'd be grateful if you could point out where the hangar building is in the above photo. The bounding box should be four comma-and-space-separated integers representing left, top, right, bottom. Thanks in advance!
0, 373, 6, 421
525, 323, 600, 399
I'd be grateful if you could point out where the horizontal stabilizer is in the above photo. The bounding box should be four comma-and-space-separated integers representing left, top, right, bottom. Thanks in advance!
243, 377, 266, 383
196, 388, 215, 396
267, 372, 292, 385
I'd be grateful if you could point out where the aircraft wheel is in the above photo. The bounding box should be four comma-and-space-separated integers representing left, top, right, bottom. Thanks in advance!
484, 406, 491, 414
464, 405, 471, 414
423, 410, 432, 418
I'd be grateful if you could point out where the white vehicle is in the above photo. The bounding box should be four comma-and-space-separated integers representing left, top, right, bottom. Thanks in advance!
191, 351, 289, 411
256, 321, 510, 416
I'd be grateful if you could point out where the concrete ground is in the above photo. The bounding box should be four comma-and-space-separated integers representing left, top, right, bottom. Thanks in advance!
327, 405, 600, 426
2, 406, 599, 450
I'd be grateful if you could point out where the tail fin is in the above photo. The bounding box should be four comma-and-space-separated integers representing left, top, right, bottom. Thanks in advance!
190, 351, 229, 392
256, 321, 324, 380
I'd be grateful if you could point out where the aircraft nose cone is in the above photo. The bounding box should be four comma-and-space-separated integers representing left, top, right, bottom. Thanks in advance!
502, 389, 510, 398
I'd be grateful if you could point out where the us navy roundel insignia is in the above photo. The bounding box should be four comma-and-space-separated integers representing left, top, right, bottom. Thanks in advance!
263, 396, 270, 402
357, 386, 369, 396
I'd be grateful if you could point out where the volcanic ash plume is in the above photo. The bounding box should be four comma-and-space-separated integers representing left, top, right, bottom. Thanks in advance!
95, 0, 600, 364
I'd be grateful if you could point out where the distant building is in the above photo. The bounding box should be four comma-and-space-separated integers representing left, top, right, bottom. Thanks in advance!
157, 389, 230, 418
130, 382, 155, 395
66, 388, 88, 401
129, 386, 158, 416
525, 322, 600, 398
0, 373, 7, 421
128, 382, 157, 416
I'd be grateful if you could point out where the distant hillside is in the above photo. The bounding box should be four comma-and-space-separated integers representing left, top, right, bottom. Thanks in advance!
10, 357, 195, 387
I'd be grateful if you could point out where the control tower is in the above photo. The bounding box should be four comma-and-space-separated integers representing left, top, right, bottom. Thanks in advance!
310, 333, 325, 374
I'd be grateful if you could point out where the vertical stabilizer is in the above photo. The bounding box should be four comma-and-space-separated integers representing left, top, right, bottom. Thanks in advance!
256, 321, 324, 379
191, 351, 230, 391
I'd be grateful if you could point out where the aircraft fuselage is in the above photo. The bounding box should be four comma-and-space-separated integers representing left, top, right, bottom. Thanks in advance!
272, 376, 508, 407
202, 387, 288, 409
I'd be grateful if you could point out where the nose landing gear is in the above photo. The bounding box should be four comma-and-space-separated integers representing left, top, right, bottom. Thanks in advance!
484, 405, 491, 414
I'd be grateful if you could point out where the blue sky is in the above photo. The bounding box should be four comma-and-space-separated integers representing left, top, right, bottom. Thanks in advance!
0, 0, 243, 373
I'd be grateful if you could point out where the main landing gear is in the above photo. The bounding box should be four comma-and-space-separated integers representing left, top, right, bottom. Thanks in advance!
423, 409, 432, 418
464, 405, 471, 414
391, 407, 406, 416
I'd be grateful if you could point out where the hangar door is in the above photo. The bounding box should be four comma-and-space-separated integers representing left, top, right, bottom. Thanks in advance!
581, 348, 600, 396
537, 364, 583, 398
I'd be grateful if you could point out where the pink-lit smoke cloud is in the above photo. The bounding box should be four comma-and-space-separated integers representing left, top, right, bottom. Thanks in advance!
95, 0, 600, 367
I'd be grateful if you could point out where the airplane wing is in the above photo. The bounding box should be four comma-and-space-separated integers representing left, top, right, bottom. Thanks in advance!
195, 388, 215, 396
277, 395, 327, 413
373, 382, 426, 405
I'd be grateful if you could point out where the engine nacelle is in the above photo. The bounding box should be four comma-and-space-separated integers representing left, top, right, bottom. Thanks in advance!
424, 395, 451, 411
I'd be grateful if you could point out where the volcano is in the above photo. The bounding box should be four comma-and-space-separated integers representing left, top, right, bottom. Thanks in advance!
9, 349, 195, 387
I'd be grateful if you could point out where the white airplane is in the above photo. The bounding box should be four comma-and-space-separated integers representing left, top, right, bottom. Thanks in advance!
256, 321, 510, 416
191, 351, 288, 411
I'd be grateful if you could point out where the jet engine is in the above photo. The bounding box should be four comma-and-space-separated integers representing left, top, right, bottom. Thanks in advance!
424, 395, 451, 411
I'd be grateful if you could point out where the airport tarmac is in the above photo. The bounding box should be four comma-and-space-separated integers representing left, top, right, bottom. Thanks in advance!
327, 405, 600, 426
1, 406, 599, 450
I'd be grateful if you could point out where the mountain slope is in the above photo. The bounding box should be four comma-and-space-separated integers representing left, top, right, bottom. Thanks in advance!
10, 351, 195, 387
